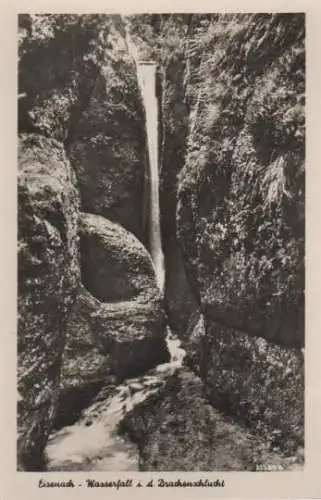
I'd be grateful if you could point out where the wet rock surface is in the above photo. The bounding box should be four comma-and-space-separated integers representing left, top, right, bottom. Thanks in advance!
45, 337, 303, 472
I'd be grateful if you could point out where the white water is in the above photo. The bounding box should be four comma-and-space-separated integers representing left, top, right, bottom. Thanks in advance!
45, 341, 185, 471
124, 25, 165, 292
136, 62, 165, 292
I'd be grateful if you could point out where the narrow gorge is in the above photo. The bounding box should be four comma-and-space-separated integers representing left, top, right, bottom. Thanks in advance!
18, 13, 305, 472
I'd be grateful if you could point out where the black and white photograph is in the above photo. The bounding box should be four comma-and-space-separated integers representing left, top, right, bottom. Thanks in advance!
16, 12, 305, 475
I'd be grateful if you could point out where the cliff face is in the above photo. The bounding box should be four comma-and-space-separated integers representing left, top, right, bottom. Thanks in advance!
18, 14, 168, 470
177, 15, 305, 451
178, 14, 305, 348
68, 26, 149, 241
129, 13, 305, 453
18, 134, 80, 469
19, 14, 149, 242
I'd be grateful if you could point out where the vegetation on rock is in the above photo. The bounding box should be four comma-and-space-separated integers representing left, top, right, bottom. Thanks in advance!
128, 13, 305, 453
178, 14, 305, 347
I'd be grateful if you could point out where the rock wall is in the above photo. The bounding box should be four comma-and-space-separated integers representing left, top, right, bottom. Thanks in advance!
18, 134, 80, 469
17, 12, 306, 468
18, 14, 168, 470
178, 14, 305, 348
129, 13, 305, 453
68, 29, 149, 241
182, 14, 305, 452
159, 51, 199, 338
202, 322, 304, 453
19, 14, 149, 242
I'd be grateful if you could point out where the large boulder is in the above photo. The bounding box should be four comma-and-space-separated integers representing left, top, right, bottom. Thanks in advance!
18, 14, 149, 243
60, 212, 170, 396
17, 133, 80, 470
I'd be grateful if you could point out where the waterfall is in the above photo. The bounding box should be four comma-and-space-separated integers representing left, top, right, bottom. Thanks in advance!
124, 25, 185, 361
124, 25, 165, 292
136, 62, 165, 293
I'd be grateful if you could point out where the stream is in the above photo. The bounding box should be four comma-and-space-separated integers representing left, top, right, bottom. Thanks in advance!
45, 336, 185, 471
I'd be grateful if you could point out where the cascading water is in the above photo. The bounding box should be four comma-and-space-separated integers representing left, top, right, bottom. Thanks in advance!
136, 62, 165, 293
